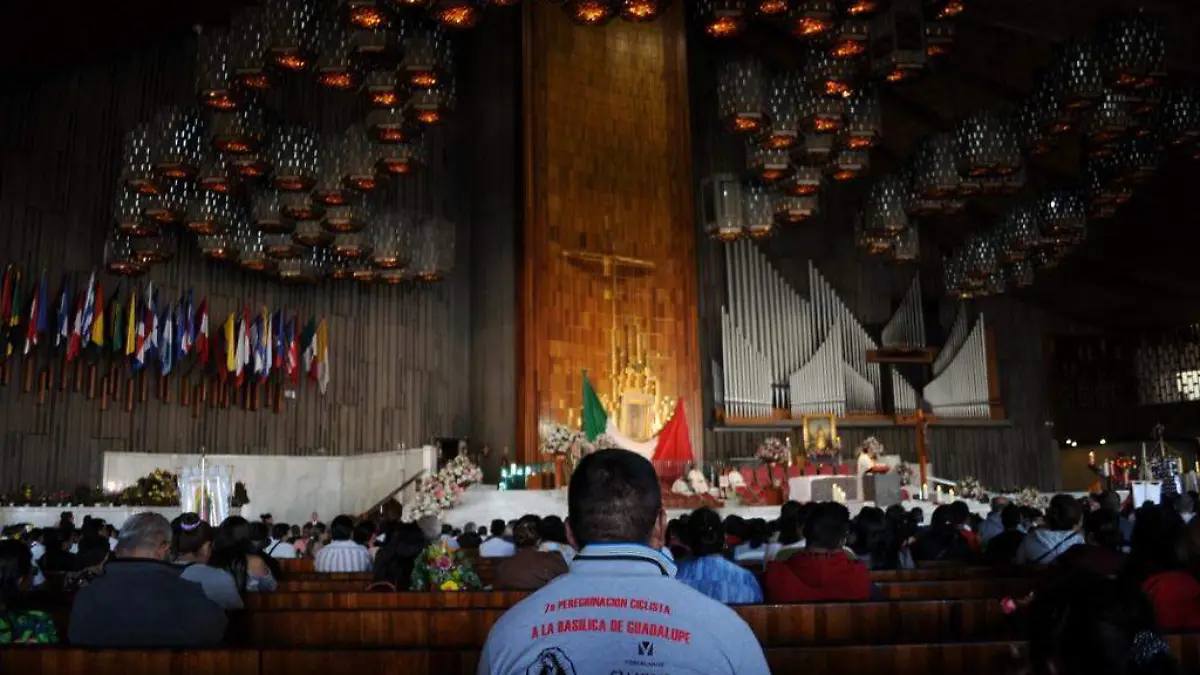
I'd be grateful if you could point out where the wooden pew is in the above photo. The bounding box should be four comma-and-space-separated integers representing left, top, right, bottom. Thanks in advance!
230, 600, 1017, 648
4, 637, 1199, 675
249, 579, 1034, 609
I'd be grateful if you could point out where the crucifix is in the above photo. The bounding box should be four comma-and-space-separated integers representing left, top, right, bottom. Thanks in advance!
895, 409, 936, 494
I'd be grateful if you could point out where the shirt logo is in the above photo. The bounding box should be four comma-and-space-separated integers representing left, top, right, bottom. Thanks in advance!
526, 647, 577, 675
637, 641, 655, 656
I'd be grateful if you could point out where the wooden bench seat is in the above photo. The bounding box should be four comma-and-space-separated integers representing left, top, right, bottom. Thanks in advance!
5, 636, 1200, 675
229, 600, 1016, 648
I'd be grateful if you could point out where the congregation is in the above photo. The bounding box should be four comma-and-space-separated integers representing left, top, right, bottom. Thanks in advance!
0, 449, 1196, 674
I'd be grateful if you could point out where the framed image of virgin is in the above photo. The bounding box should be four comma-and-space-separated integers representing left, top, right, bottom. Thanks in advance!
802, 413, 839, 460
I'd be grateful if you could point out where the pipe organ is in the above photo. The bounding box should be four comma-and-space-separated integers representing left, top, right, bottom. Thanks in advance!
892, 369, 921, 415
881, 278, 926, 350
922, 309, 991, 418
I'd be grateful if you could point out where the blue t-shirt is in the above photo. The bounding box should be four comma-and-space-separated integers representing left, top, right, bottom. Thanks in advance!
676, 554, 763, 605
477, 543, 769, 675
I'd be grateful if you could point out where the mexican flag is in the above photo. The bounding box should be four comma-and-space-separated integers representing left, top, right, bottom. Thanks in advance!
579, 373, 659, 460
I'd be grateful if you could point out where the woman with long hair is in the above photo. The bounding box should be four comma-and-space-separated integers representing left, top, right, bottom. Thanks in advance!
207, 516, 277, 593
0, 540, 57, 644
675, 508, 762, 604
369, 522, 428, 591
172, 513, 244, 609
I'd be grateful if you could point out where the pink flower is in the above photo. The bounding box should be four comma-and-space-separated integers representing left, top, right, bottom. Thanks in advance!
1000, 597, 1017, 615
436, 556, 453, 570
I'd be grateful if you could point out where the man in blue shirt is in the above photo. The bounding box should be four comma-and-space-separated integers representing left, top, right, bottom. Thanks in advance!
477, 449, 770, 674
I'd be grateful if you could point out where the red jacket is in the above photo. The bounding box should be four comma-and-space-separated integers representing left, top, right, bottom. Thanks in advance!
1143, 571, 1200, 631
765, 550, 872, 603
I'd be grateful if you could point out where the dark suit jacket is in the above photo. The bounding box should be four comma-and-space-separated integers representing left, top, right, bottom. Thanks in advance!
494, 548, 569, 590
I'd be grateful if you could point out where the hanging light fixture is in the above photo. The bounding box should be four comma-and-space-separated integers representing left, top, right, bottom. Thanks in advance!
789, 1, 837, 39
251, 189, 295, 235
186, 191, 235, 235
412, 217, 455, 281
366, 106, 414, 143
315, 18, 359, 90
364, 70, 404, 107
341, 125, 382, 190
800, 94, 845, 134
349, 8, 403, 62
1034, 189, 1086, 246
120, 125, 160, 195
923, 19, 953, 59
431, 0, 487, 28
293, 219, 333, 246
237, 225, 273, 272
354, 260, 383, 282
401, 24, 450, 89
762, 73, 800, 150
1159, 87, 1200, 146
113, 189, 158, 238
1111, 137, 1160, 185
829, 20, 869, 60
1048, 39, 1105, 111
199, 211, 244, 262
751, 0, 790, 18
902, 166, 940, 217
197, 28, 239, 111
621, 0, 670, 22
747, 142, 794, 183
325, 195, 373, 233
871, 0, 926, 83
955, 110, 1022, 177
377, 135, 427, 174
143, 178, 194, 226
104, 229, 147, 277
563, 0, 618, 25
922, 0, 962, 21
277, 245, 330, 282
742, 183, 775, 238
717, 57, 766, 134
230, 7, 274, 90
150, 106, 205, 179
796, 132, 836, 164
133, 227, 178, 266
888, 222, 919, 263
701, 174, 745, 240
329, 260, 352, 280
281, 192, 325, 221
1099, 12, 1166, 91
265, 0, 319, 72
696, 0, 747, 38
372, 209, 416, 268
805, 48, 857, 99
211, 103, 267, 156
910, 132, 959, 197
855, 212, 893, 256
840, 85, 880, 149
782, 165, 824, 196
265, 232, 303, 259
333, 228, 374, 259
840, 0, 886, 17
963, 234, 997, 281
995, 202, 1037, 262
390, 0, 432, 9
773, 194, 819, 224
313, 134, 352, 207
1013, 96, 1057, 156
1082, 154, 1123, 219
344, 0, 390, 29
862, 173, 908, 235
270, 126, 320, 191
829, 149, 868, 181
409, 78, 456, 125
197, 149, 234, 194
1084, 90, 1133, 148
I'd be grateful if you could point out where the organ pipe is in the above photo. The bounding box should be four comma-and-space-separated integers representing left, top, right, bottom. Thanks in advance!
881, 276, 926, 349
923, 313, 990, 417
932, 303, 970, 376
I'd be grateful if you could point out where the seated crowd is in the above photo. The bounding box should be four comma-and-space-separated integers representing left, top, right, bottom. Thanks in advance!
0, 455, 1196, 674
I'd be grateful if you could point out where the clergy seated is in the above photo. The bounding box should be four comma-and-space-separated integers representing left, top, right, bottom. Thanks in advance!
765, 502, 872, 603
69, 512, 227, 647
494, 518, 568, 590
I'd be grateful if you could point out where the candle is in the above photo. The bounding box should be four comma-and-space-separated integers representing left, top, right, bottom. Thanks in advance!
922, 483, 929, 501
935, 485, 942, 503
1089, 451, 1095, 466
949, 488, 956, 500
1195, 461, 1198, 474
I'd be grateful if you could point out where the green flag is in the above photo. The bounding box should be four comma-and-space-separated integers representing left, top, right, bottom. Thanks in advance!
581, 373, 609, 441
109, 291, 124, 355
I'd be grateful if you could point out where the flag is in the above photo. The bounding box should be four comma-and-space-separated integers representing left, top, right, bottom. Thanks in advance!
650, 399, 693, 481
90, 279, 105, 348
125, 287, 138, 358
300, 316, 317, 377
109, 287, 123, 355
160, 305, 174, 375
79, 272, 96, 347
251, 312, 264, 379
285, 316, 299, 383
55, 276, 71, 350
196, 298, 210, 367
133, 289, 148, 371
0, 267, 12, 337
581, 373, 609, 442
179, 291, 194, 357
314, 318, 329, 394
223, 313, 236, 376
23, 274, 45, 355
66, 287, 85, 362
271, 310, 284, 371
145, 286, 159, 363
235, 307, 250, 385
5, 272, 20, 359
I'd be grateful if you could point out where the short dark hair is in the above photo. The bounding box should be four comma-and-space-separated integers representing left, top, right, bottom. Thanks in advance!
490, 519, 506, 537
567, 449, 662, 547
353, 521, 374, 546
272, 523, 290, 540
330, 515, 355, 541
513, 520, 540, 548
1046, 494, 1083, 531
684, 507, 724, 557
805, 502, 851, 550
76, 534, 111, 567
1001, 504, 1021, 530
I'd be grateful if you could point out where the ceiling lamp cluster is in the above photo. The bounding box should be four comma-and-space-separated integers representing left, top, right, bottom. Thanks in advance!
708, 53, 882, 240
104, 3, 460, 285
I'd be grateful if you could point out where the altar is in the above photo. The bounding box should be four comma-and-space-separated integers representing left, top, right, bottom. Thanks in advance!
787, 475, 859, 502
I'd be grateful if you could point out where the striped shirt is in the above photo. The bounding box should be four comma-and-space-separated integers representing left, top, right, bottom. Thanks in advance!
313, 540, 372, 573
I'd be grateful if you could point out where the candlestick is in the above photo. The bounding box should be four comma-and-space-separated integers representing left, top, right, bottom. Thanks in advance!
935, 485, 942, 504
1194, 460, 1198, 475
949, 488, 956, 500
922, 482, 929, 501
1088, 451, 1095, 466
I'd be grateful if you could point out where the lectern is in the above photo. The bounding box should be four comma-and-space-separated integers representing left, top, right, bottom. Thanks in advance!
863, 472, 902, 508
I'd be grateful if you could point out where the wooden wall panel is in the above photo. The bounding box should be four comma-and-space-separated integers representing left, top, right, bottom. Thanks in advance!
519, 2, 699, 461
0, 38, 479, 492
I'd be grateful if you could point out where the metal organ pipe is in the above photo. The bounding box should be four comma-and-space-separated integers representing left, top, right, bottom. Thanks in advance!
933, 304, 970, 377
891, 369, 919, 415
882, 276, 926, 350
923, 313, 989, 418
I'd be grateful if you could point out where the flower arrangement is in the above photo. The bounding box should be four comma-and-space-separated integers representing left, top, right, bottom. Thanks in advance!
410, 541, 484, 591
896, 462, 915, 487
1013, 486, 1049, 510
443, 455, 484, 487
956, 476, 989, 502
120, 469, 181, 507
755, 437, 790, 464
402, 454, 485, 522
592, 433, 621, 451
540, 423, 590, 456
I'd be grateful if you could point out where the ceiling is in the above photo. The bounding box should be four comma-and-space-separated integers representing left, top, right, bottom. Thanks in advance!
2, 0, 1200, 330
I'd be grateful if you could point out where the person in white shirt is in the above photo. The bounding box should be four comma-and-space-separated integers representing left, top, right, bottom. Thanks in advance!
479, 519, 516, 558
264, 523, 297, 559
313, 515, 372, 573
1177, 494, 1196, 524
